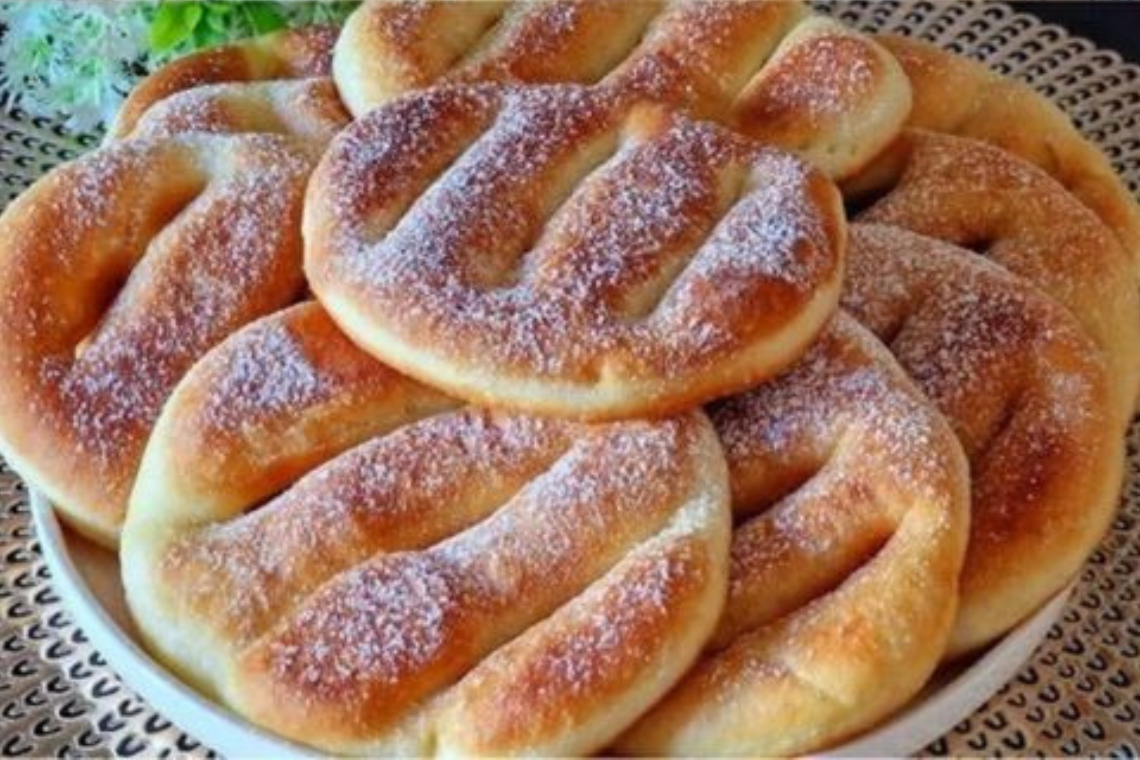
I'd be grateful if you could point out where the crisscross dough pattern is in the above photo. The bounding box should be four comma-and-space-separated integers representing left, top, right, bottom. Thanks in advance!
875, 34, 1140, 277
616, 315, 969, 755
844, 224, 1121, 655
110, 25, 349, 145
333, 0, 912, 179
857, 130, 1140, 425
0, 134, 312, 546
122, 312, 731, 754
305, 84, 845, 420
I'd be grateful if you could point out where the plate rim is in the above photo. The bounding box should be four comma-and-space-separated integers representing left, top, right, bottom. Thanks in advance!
31, 488, 317, 759
30, 487, 1069, 757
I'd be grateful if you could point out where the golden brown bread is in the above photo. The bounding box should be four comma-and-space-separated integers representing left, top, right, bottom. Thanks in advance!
122, 306, 731, 754
616, 314, 970, 754
0, 134, 312, 546
110, 25, 341, 139
725, 15, 911, 179
126, 78, 349, 145
875, 34, 1140, 277
857, 130, 1140, 425
844, 224, 1122, 655
9, 9, 1128, 755
333, 1, 912, 179
121, 305, 966, 755
129, 303, 459, 517
305, 83, 846, 420
16, 23, 357, 545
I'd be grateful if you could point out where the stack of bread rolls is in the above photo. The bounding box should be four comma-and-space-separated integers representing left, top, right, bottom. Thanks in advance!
0, 2, 1134, 755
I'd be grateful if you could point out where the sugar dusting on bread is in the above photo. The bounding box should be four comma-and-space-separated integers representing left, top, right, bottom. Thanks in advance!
161, 409, 718, 721
712, 316, 954, 507
0, 134, 308, 519
314, 85, 840, 380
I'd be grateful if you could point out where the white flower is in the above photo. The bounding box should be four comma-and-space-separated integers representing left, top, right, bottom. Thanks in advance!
0, 1, 151, 134
0, 2, 358, 135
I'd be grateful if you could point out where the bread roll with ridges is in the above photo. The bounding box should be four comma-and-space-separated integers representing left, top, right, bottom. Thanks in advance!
334, 1, 657, 109
128, 303, 458, 526
126, 78, 349, 145
874, 33, 1140, 278
844, 224, 1121, 655
125, 304, 964, 754
123, 305, 731, 754
858, 130, 1140, 424
725, 16, 911, 179
110, 25, 340, 140
332, 1, 911, 179
617, 314, 970, 755
304, 83, 845, 420
0, 134, 312, 546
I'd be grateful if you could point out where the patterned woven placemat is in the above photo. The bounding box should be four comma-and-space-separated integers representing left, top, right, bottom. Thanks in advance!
1, 1, 1139, 755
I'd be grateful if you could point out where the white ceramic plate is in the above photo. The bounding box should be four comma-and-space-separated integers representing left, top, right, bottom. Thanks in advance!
31, 488, 1069, 758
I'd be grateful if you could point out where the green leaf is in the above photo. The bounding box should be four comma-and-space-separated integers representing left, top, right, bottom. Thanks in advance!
193, 24, 227, 49
242, 2, 286, 35
204, 6, 236, 34
150, 2, 204, 52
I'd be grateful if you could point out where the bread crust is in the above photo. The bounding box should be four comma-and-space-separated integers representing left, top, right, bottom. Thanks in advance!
333, 1, 912, 179
874, 34, 1140, 280
122, 309, 732, 754
846, 224, 1122, 655
110, 26, 342, 140
617, 314, 970, 755
305, 84, 846, 420
0, 134, 312, 545
859, 130, 1140, 423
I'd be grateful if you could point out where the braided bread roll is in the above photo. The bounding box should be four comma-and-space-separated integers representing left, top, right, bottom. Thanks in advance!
617, 315, 969, 754
332, 0, 912, 179
123, 303, 731, 754
857, 129, 1140, 425
876, 34, 1140, 278
0, 134, 312, 546
844, 224, 1122, 655
305, 84, 845, 420
112, 25, 349, 144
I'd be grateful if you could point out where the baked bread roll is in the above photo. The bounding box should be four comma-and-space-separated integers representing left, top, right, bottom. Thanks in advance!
125, 78, 349, 145
122, 305, 731, 754
305, 84, 845, 420
121, 306, 967, 755
617, 315, 970, 754
844, 224, 1122, 655
333, 0, 911, 179
0, 134, 312, 545
876, 33, 1140, 278
110, 25, 344, 140
857, 130, 1140, 424
109, 25, 348, 145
